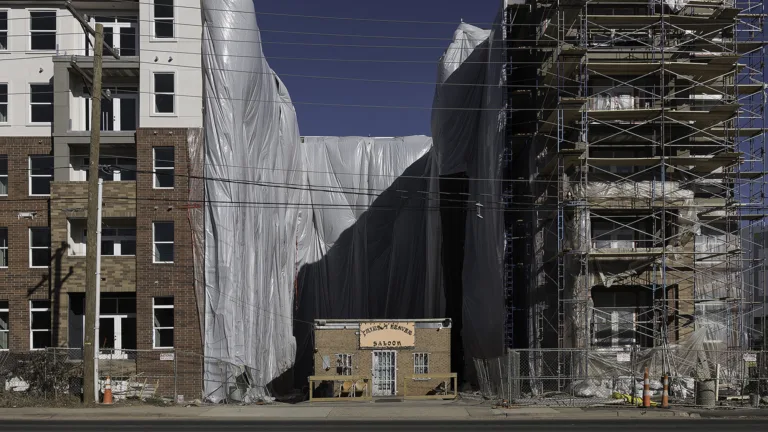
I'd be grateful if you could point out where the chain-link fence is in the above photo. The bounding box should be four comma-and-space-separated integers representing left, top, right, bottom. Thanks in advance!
1, 348, 267, 405
474, 349, 768, 407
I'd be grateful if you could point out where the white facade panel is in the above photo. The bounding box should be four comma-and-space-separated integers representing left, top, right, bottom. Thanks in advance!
0, 6, 80, 136
139, 0, 202, 128
0, 0, 203, 136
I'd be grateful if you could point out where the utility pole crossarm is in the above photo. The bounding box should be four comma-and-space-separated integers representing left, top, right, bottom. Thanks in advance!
65, 0, 121, 60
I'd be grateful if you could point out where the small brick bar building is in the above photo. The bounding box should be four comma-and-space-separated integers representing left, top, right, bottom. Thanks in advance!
313, 319, 452, 398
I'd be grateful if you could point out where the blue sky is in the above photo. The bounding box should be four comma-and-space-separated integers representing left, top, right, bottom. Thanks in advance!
252, 0, 499, 137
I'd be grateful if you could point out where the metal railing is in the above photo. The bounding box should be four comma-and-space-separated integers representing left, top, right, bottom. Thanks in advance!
308, 375, 372, 402
474, 348, 768, 407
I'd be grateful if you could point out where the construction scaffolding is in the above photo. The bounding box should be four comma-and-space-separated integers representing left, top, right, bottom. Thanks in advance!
503, 0, 767, 391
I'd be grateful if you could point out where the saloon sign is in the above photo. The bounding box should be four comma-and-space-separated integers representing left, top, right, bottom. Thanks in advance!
359, 322, 415, 349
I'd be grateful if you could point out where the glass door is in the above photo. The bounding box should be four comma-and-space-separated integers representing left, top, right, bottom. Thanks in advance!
98, 314, 136, 360
86, 16, 138, 56
86, 88, 138, 131
372, 350, 397, 396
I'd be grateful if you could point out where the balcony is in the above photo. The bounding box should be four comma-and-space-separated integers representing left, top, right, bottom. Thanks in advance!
52, 54, 139, 180
51, 181, 136, 218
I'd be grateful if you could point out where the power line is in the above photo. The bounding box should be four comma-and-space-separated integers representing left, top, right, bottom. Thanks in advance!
8, 153, 760, 189
5, 86, 759, 112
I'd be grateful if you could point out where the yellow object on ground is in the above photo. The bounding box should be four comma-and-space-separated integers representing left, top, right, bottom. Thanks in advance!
612, 392, 659, 407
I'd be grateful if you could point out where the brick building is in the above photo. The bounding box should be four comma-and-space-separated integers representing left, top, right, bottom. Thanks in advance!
0, 0, 204, 399
312, 319, 453, 398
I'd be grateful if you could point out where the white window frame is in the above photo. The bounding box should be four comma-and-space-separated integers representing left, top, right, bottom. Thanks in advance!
86, 16, 139, 57
0, 82, 8, 125
29, 227, 50, 268
99, 227, 137, 257
152, 222, 174, 263
0, 300, 8, 351
152, 297, 174, 349
592, 308, 638, 348
28, 9, 57, 52
153, 147, 174, 188
29, 155, 53, 196
29, 83, 53, 125
0, 227, 7, 268
152, 72, 176, 116
0, 9, 8, 51
0, 154, 7, 196
151, 0, 176, 40
335, 353, 353, 376
414, 352, 430, 375
29, 300, 50, 350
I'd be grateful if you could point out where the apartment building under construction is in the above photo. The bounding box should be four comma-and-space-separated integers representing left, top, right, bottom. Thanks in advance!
501, 0, 767, 367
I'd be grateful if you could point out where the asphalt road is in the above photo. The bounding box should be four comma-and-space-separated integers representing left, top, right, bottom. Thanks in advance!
2, 420, 766, 431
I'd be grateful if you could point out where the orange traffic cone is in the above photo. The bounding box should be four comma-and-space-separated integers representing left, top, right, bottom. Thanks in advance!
661, 374, 669, 408
642, 368, 651, 408
102, 376, 114, 405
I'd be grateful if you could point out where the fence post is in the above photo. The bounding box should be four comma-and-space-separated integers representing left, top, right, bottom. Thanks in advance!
174, 349, 178, 403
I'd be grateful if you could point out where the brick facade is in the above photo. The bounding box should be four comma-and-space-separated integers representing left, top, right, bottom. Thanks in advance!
134, 128, 203, 400
0, 137, 53, 352
313, 321, 451, 397
0, 130, 203, 400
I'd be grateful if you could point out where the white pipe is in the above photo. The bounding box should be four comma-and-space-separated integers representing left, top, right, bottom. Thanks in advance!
93, 178, 103, 403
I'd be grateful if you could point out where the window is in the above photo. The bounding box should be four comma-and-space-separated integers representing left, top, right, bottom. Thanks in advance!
0, 10, 7, 50
101, 227, 137, 256
30, 84, 53, 123
335, 354, 353, 376
29, 11, 56, 51
0, 301, 7, 350
0, 155, 7, 195
29, 227, 50, 268
83, 157, 137, 182
414, 353, 429, 375
153, 0, 175, 39
153, 222, 174, 263
0, 228, 7, 268
591, 288, 653, 348
153, 73, 175, 114
0, 83, 7, 123
29, 155, 53, 196
30, 300, 50, 350
153, 147, 174, 188
152, 297, 174, 349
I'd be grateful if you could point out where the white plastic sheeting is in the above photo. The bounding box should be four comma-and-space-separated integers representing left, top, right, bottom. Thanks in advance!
201, 0, 510, 399
202, 0, 307, 402
292, 136, 444, 380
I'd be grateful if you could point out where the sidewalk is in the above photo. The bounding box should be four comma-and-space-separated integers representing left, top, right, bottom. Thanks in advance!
0, 400, 731, 421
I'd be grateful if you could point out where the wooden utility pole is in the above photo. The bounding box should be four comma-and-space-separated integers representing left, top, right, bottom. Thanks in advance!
83, 23, 105, 404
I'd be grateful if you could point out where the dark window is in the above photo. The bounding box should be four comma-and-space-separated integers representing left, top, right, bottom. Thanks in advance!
0, 228, 7, 268
0, 155, 7, 195
0, 83, 7, 123
30, 300, 51, 349
0, 300, 8, 350
153, 147, 174, 188
154, 0, 174, 39
153, 73, 175, 114
30, 84, 53, 123
29, 155, 53, 195
153, 297, 174, 348
153, 222, 174, 263
30, 11, 56, 51
29, 227, 50, 268
0, 11, 8, 50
